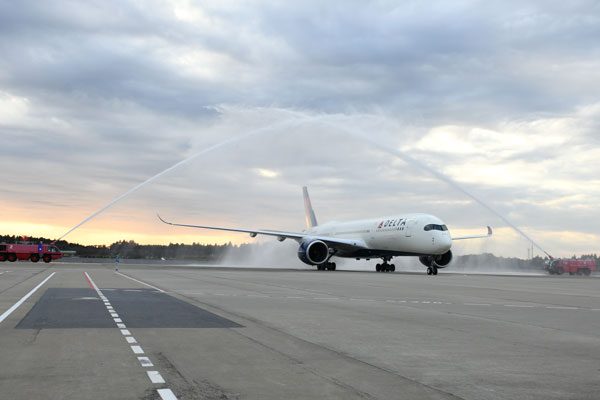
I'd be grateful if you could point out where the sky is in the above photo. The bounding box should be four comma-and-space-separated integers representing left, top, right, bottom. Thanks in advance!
0, 0, 599, 258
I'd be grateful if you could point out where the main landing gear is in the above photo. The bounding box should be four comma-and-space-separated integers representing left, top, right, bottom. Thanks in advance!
375, 257, 395, 273
317, 250, 338, 271
317, 262, 336, 271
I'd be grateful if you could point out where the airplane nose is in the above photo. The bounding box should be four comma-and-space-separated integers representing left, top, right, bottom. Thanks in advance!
439, 235, 452, 251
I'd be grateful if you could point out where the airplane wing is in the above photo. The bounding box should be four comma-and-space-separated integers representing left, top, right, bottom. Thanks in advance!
157, 214, 368, 251
452, 226, 493, 241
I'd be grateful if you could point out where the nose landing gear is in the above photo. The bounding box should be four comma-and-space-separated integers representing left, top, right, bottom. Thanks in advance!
426, 265, 438, 275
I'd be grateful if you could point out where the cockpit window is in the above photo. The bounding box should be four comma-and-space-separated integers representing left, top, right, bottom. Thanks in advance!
424, 224, 448, 232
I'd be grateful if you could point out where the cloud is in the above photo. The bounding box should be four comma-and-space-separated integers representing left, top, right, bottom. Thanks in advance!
0, 1, 599, 258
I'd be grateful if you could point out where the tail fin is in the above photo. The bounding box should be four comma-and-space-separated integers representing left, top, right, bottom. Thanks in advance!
302, 186, 318, 229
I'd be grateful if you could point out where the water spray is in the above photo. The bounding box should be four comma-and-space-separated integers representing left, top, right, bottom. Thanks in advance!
330, 124, 553, 259
56, 116, 309, 241
56, 109, 553, 260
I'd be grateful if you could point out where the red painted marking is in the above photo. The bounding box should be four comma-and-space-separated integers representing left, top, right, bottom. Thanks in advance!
83, 272, 95, 290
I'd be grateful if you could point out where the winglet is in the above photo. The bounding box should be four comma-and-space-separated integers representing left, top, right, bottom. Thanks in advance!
487, 226, 493, 236
157, 213, 173, 225
302, 186, 318, 229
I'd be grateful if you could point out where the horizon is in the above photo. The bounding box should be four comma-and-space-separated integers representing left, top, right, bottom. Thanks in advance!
1, 233, 597, 261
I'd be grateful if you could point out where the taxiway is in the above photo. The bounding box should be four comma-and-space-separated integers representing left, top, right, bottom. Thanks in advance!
0, 263, 598, 400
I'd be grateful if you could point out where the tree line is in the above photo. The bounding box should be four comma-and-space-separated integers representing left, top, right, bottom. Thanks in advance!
1, 235, 597, 267
0, 235, 253, 261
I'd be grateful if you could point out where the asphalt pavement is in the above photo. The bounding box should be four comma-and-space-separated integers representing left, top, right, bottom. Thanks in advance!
0, 262, 598, 400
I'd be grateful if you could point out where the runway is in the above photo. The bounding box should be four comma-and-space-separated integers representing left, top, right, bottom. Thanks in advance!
0, 263, 599, 400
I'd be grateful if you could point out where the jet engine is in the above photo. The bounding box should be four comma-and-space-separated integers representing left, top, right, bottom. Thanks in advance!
297, 240, 329, 266
419, 250, 453, 268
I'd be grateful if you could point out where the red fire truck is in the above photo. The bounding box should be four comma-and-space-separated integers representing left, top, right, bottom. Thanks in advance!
545, 258, 596, 276
0, 243, 63, 263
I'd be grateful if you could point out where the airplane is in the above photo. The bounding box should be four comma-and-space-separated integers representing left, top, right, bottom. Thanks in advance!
158, 187, 492, 275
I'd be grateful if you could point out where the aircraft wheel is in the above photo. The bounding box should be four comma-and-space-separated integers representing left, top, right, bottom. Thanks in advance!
330, 263, 336, 271
390, 264, 395, 272
30, 254, 40, 263
376, 264, 381, 272
432, 266, 438, 275
426, 267, 433, 275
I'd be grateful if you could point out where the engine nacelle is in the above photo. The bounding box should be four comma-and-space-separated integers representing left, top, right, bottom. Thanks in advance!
419, 250, 453, 268
297, 240, 329, 266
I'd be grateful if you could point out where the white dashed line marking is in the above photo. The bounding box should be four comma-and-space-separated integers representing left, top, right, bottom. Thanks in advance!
115, 271, 165, 293
158, 287, 599, 315
157, 388, 178, 400
504, 305, 535, 308
94, 271, 179, 399
147, 371, 166, 384
138, 356, 154, 367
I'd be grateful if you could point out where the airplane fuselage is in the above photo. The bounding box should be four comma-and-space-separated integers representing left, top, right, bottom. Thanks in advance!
306, 213, 452, 258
